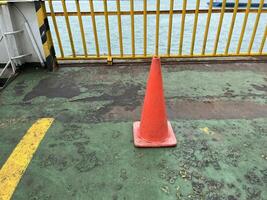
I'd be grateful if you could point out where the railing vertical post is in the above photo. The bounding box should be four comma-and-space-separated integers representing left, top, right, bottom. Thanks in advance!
202, 0, 213, 55
143, 0, 147, 57
103, 0, 111, 59
236, 0, 251, 54
116, 0, 123, 57
75, 0, 88, 57
248, 0, 264, 54
259, 25, 267, 54
213, 0, 226, 55
48, 0, 64, 58
89, 0, 100, 57
155, 0, 160, 56
225, 0, 239, 55
179, 0, 187, 56
167, 0, 174, 56
190, 0, 200, 56
61, 0, 76, 57
130, 0, 135, 57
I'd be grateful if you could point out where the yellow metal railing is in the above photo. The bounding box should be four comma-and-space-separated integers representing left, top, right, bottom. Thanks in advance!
46, 0, 267, 61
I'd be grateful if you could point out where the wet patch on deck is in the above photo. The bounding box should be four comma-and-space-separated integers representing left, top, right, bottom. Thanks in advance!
23, 77, 81, 101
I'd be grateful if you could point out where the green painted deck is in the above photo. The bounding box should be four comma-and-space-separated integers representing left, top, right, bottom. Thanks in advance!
0, 61, 267, 200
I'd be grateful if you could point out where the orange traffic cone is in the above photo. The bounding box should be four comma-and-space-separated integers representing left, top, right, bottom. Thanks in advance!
133, 56, 177, 147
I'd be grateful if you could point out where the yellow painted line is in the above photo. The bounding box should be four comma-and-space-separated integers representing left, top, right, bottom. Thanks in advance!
0, 118, 54, 200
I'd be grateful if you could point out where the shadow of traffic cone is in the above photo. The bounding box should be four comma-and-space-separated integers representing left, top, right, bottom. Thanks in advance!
133, 56, 177, 147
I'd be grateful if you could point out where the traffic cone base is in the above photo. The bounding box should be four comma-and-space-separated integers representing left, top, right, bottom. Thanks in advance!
133, 121, 177, 147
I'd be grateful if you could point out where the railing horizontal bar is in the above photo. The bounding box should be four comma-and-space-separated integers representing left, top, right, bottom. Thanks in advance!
57, 52, 267, 60
46, 8, 267, 16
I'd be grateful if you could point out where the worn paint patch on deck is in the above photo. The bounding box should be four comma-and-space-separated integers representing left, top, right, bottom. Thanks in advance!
0, 118, 54, 200
11, 119, 267, 200
0, 63, 267, 199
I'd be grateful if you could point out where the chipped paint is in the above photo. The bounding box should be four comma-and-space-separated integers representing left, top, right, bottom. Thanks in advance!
200, 127, 215, 135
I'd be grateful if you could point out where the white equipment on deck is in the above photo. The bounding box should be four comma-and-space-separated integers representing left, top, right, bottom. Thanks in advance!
0, 2, 44, 90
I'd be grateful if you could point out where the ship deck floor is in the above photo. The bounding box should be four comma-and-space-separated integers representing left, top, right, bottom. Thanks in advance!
0, 61, 267, 200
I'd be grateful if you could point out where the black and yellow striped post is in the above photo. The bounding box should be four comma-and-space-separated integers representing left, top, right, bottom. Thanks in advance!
34, 0, 57, 71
